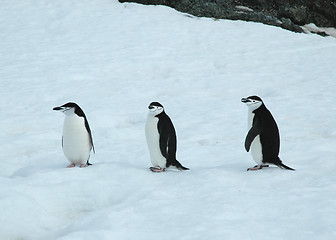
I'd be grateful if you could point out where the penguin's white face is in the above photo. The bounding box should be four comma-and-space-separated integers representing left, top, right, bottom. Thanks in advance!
148, 102, 164, 116
148, 105, 163, 115
241, 96, 263, 111
53, 103, 78, 116
61, 107, 75, 115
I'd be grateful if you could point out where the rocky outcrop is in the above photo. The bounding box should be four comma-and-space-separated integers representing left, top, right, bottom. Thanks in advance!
118, 0, 336, 36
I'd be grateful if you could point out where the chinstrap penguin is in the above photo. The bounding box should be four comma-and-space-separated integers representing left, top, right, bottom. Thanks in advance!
53, 102, 95, 168
145, 102, 189, 172
241, 96, 294, 171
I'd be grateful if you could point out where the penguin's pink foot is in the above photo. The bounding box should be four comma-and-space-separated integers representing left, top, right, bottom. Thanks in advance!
67, 163, 75, 168
80, 164, 86, 168
247, 164, 269, 171
149, 167, 166, 172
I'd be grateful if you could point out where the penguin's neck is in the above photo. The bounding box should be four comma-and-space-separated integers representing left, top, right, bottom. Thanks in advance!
247, 108, 254, 129
63, 108, 75, 116
155, 111, 165, 118
63, 114, 85, 133
253, 104, 266, 113
148, 111, 165, 118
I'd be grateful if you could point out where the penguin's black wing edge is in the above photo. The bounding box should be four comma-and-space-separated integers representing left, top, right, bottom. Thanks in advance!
158, 121, 169, 159
84, 118, 95, 154
245, 121, 261, 152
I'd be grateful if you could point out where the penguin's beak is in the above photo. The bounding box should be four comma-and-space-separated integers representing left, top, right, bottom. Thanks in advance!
241, 98, 249, 103
148, 105, 154, 109
53, 106, 62, 111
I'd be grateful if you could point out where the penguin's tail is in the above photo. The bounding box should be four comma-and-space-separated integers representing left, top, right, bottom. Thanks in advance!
272, 157, 294, 171
278, 162, 295, 171
172, 160, 189, 171
178, 165, 190, 171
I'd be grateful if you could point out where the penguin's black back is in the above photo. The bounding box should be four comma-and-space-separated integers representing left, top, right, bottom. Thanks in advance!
156, 111, 177, 162
253, 104, 281, 164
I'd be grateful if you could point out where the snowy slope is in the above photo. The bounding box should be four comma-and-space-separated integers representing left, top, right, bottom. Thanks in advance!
1, 0, 336, 239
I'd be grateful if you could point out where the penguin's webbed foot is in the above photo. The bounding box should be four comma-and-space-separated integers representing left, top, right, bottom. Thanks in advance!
67, 163, 76, 168
149, 167, 166, 172
247, 164, 269, 171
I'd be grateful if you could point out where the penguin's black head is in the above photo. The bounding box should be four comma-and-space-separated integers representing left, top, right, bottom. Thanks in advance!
241, 96, 263, 109
53, 102, 84, 116
148, 102, 164, 115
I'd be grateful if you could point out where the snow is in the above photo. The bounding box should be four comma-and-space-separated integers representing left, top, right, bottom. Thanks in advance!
302, 23, 336, 38
1, 0, 336, 239
235, 6, 254, 12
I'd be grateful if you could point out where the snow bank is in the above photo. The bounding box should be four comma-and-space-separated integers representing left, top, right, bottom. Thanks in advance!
1, 0, 336, 239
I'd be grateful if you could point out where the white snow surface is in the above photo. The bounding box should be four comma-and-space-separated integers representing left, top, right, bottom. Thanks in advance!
1, 0, 336, 239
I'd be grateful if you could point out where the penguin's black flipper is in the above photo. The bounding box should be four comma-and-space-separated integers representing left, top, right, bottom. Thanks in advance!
245, 120, 261, 152
158, 118, 170, 159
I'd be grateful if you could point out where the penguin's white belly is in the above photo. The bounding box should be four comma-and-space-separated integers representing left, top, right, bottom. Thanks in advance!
145, 116, 167, 168
63, 115, 91, 165
248, 111, 263, 165
250, 135, 263, 165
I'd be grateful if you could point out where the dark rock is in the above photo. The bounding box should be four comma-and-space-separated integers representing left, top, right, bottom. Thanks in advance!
280, 17, 304, 33
119, 0, 336, 36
